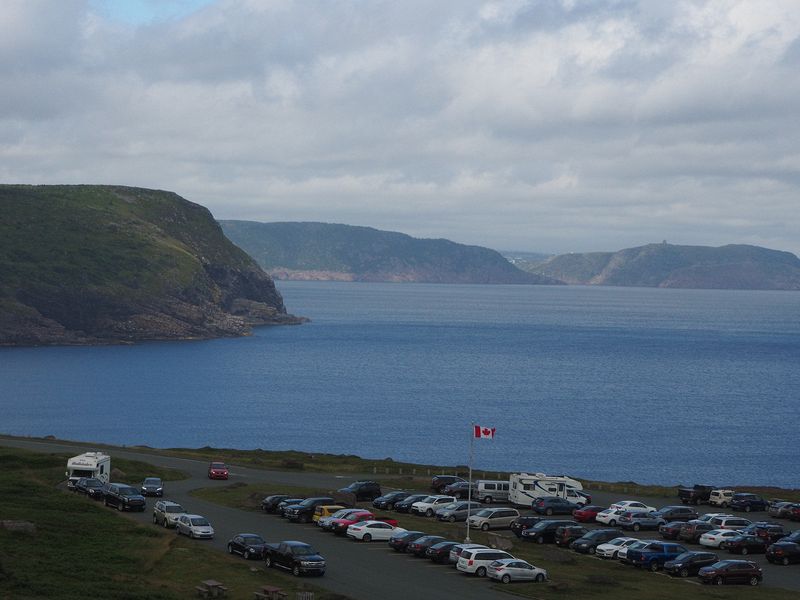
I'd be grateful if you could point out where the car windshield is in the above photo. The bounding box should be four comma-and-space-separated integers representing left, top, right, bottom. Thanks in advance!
144, 478, 161, 485
86, 480, 103, 488
242, 535, 265, 545
673, 552, 695, 562
585, 531, 608, 540
290, 545, 317, 556
607, 538, 627, 546
211, 463, 225, 469
165, 505, 184, 513
421, 496, 437, 503
190, 518, 210, 526
475, 509, 493, 517
119, 487, 137, 496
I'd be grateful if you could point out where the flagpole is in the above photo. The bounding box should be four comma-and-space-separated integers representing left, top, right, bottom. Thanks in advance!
465, 422, 474, 543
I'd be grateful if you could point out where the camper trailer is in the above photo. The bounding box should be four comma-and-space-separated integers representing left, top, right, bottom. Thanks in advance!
65, 452, 111, 489
508, 472, 587, 508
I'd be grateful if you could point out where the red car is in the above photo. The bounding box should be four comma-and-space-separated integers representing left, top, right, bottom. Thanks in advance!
789, 504, 800, 521
573, 505, 605, 523
330, 511, 398, 536
207, 462, 229, 480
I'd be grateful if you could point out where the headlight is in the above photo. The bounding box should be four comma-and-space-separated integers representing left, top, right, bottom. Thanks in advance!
156, 487, 163, 491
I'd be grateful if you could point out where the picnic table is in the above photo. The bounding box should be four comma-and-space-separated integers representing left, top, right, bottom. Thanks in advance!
253, 585, 288, 600
196, 580, 228, 598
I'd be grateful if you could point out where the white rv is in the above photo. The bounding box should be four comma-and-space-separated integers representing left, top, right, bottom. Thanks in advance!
65, 452, 111, 489
508, 472, 587, 507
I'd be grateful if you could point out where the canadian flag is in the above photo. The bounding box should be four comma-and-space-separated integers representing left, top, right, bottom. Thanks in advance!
474, 425, 496, 439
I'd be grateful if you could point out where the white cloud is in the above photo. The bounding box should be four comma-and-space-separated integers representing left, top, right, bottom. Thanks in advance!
1, 0, 800, 255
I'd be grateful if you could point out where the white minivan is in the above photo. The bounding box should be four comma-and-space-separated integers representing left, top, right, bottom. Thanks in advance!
475, 480, 510, 504
457, 548, 514, 577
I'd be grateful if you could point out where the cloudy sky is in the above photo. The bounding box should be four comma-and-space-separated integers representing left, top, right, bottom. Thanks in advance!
2, 0, 799, 254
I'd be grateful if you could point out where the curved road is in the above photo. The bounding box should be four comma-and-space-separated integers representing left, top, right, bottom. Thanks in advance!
4, 437, 798, 596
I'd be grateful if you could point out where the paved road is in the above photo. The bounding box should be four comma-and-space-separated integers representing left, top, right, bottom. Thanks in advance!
4, 437, 798, 595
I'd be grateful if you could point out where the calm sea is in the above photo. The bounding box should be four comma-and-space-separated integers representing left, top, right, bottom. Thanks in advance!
2, 282, 799, 487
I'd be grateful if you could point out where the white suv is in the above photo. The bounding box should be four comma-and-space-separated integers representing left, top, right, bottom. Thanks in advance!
411, 495, 456, 517
457, 548, 514, 577
153, 500, 186, 528
708, 516, 751, 531
708, 489, 735, 508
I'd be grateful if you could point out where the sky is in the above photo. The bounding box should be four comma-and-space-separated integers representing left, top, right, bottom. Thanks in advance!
2, 0, 799, 255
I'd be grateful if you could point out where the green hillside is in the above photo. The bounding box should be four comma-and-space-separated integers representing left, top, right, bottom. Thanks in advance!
219, 220, 561, 285
0, 185, 302, 345
519, 242, 800, 290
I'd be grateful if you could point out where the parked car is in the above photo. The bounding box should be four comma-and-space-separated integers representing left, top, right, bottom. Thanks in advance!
572, 505, 605, 523
595, 537, 639, 559
207, 462, 229, 480
103, 483, 146, 512
618, 540, 655, 564
411, 495, 456, 517
313, 505, 346, 524
261, 494, 290, 513
388, 530, 426, 552
521, 520, 575, 544
725, 535, 767, 555
337, 481, 381, 501
372, 491, 410, 510
769, 501, 796, 519
75, 477, 105, 500
426, 541, 460, 563
152, 499, 186, 528
698, 559, 763, 586
708, 516, 752, 531
741, 522, 788, 544
609, 500, 657, 513
779, 530, 800, 543
595, 508, 627, 526
487, 558, 547, 584
571, 529, 620, 554
708, 489, 735, 508
457, 548, 514, 577
697, 512, 734, 523
436, 501, 483, 523
729, 493, 768, 513
227, 533, 267, 559
449, 543, 488, 565
331, 511, 396, 536
442, 481, 476, 499
652, 506, 699, 522
474, 480, 510, 504
264, 541, 325, 577
678, 485, 715, 505
533, 497, 576, 516
407, 535, 447, 557
394, 494, 430, 513
663, 551, 719, 578
175, 514, 214, 539
347, 520, 406, 542
284, 497, 336, 523
431, 475, 465, 493
140, 477, 163, 497
554, 525, 589, 548
625, 541, 688, 571
788, 504, 800, 521
699, 529, 742, 549
277, 498, 306, 517
619, 511, 664, 532
510, 516, 543, 538
766, 541, 800, 565
319, 508, 361, 530
660, 521, 687, 540
467, 507, 520, 531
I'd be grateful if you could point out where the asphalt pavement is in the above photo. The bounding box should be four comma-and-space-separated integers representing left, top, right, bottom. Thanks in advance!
3, 436, 798, 596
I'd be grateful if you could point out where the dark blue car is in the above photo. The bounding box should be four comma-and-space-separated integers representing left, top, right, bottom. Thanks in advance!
729, 494, 768, 513
532, 497, 576, 516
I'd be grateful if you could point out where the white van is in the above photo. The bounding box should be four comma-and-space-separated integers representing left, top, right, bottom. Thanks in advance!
65, 452, 111, 489
475, 480, 510, 503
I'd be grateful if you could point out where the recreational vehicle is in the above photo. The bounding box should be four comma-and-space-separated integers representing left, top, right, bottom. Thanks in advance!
508, 472, 587, 507
65, 452, 111, 489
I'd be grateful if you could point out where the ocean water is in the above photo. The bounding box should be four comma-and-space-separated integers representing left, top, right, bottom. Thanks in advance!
1, 282, 799, 487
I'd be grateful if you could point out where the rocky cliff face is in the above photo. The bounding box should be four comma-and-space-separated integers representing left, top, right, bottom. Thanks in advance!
0, 185, 304, 346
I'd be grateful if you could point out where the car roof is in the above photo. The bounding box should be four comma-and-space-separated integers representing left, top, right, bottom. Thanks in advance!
185, 514, 206, 519
160, 500, 182, 506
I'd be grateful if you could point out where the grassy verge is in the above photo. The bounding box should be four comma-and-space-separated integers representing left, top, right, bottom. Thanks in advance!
193, 482, 799, 600
0, 447, 348, 600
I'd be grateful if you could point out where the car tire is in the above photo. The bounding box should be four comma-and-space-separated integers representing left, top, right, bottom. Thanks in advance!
104, 498, 109, 507
485, 496, 493, 504
536, 536, 545, 544
448, 515, 456, 523
649, 561, 659, 572
227, 544, 233, 554
163, 518, 169, 528
545, 508, 553, 516
679, 568, 689, 578
292, 565, 301, 577
117, 502, 123, 512
387, 503, 394, 510
714, 576, 723, 585
190, 531, 195, 539
719, 542, 727, 550
481, 523, 489, 531
152, 514, 158, 524
588, 547, 596, 555
741, 548, 749, 555
426, 509, 434, 517
501, 574, 511, 584
745, 506, 751, 512
749, 576, 759, 586
265, 557, 272, 569
476, 567, 487, 577
611, 551, 619, 559
721, 502, 728, 508
781, 557, 789, 566
609, 520, 616, 527
535, 573, 545, 583
363, 534, 372, 542
244, 550, 252, 560
633, 524, 641, 532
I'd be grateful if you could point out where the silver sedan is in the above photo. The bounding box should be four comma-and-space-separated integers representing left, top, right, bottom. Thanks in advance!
487, 558, 547, 584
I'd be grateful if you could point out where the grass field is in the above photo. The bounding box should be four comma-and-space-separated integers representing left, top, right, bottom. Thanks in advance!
193, 481, 800, 600
0, 447, 348, 600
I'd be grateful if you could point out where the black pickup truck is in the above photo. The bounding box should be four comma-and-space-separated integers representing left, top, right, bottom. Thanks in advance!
264, 541, 326, 577
678, 485, 714, 505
